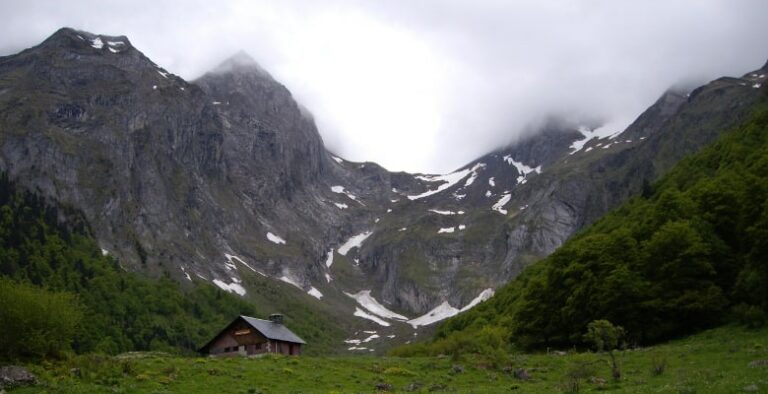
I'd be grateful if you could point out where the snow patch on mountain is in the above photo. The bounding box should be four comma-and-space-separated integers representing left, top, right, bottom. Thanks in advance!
408, 301, 459, 328
180, 266, 192, 281
362, 333, 380, 342
503, 155, 541, 184
408, 163, 484, 200
338, 231, 372, 255
308, 286, 323, 299
325, 249, 334, 268
213, 278, 246, 296
459, 288, 494, 312
463, 163, 486, 187
224, 253, 262, 275
492, 194, 512, 215
438, 227, 455, 234
429, 209, 463, 215
330, 185, 360, 202
90, 37, 103, 49
279, 274, 302, 289
570, 120, 630, 154
408, 288, 495, 327
346, 290, 408, 321
266, 232, 286, 245
353, 307, 390, 326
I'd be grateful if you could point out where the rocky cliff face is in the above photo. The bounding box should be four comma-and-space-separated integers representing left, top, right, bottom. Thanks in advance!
1, 27, 765, 351
349, 64, 765, 317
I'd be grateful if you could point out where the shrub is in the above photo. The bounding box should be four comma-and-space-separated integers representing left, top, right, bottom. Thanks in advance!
383, 367, 416, 377
650, 354, 667, 376
733, 303, 768, 328
0, 278, 82, 360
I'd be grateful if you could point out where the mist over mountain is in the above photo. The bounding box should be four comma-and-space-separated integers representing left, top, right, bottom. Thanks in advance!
2, 1, 768, 173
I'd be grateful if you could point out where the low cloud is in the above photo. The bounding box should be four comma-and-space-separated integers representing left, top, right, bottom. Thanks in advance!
2, 0, 767, 173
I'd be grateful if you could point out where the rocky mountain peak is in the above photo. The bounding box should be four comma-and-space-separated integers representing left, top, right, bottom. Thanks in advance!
211, 50, 272, 78
37, 27, 135, 55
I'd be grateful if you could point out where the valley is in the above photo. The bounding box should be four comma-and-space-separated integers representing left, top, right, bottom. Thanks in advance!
1, 21, 768, 394
0, 27, 766, 355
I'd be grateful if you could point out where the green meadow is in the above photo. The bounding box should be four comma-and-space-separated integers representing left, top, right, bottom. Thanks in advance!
11, 325, 768, 393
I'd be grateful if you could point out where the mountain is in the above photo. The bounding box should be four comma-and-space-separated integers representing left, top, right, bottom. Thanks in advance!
353, 67, 764, 316
0, 27, 425, 352
0, 27, 765, 353
401, 88, 768, 355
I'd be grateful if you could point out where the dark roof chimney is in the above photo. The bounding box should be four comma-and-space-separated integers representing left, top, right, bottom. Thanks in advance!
268, 313, 284, 324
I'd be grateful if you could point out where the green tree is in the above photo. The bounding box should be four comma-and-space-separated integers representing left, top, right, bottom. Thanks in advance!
583, 320, 625, 380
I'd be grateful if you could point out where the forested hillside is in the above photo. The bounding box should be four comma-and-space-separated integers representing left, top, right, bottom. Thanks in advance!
0, 175, 258, 359
396, 94, 768, 355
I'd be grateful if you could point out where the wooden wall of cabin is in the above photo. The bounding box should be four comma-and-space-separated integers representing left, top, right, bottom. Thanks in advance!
207, 320, 269, 356
271, 340, 301, 356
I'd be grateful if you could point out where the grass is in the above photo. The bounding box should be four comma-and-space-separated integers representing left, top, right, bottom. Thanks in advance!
12, 325, 768, 393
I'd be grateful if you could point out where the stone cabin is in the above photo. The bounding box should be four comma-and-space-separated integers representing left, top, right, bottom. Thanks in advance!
199, 314, 305, 356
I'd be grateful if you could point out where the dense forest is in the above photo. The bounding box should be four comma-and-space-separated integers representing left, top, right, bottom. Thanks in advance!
0, 176, 259, 360
395, 96, 768, 356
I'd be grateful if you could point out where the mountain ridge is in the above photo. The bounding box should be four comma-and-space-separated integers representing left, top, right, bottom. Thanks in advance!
1, 27, 765, 353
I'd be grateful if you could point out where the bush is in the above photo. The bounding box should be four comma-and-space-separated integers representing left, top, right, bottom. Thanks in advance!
650, 354, 667, 376
389, 324, 511, 367
733, 303, 768, 328
0, 278, 83, 360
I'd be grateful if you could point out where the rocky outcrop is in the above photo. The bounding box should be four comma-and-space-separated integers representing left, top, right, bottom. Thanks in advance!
0, 366, 36, 389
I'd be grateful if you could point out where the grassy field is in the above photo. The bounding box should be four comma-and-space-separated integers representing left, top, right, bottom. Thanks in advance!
11, 325, 768, 393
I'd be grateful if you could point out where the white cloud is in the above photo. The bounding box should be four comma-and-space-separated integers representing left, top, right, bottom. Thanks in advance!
1, 0, 767, 173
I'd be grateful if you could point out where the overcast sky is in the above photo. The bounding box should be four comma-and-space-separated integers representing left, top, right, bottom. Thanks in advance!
2, 1, 767, 173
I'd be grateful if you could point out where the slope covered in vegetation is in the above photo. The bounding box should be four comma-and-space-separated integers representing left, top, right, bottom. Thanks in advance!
0, 175, 260, 359
400, 93, 768, 355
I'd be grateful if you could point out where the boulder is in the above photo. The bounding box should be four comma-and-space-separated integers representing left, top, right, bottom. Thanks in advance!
0, 366, 37, 389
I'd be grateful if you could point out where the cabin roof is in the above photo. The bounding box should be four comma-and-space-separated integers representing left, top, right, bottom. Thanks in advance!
199, 315, 306, 353
240, 315, 306, 344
